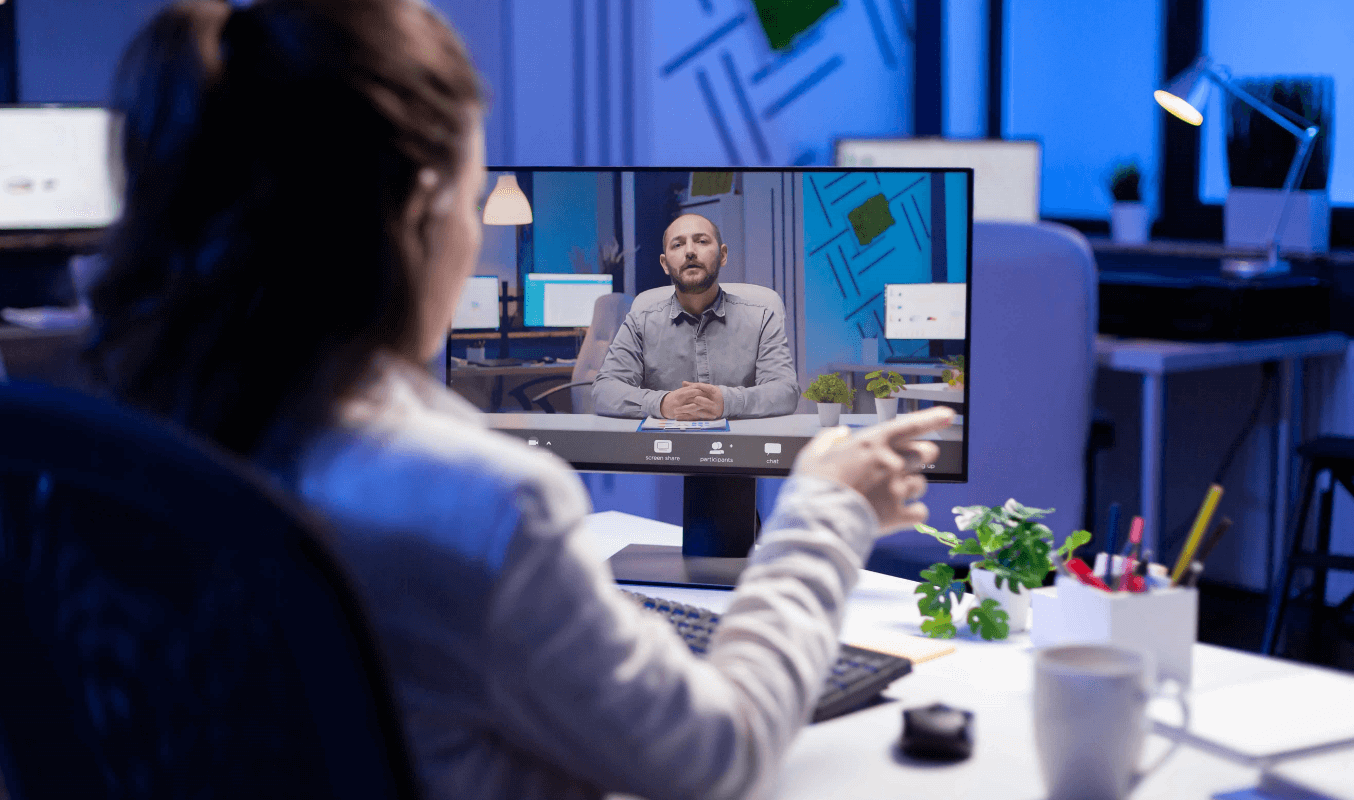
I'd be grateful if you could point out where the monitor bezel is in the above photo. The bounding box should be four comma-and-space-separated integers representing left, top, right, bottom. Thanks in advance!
482, 165, 974, 485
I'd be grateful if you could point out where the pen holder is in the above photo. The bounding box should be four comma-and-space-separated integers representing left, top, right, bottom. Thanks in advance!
1031, 577, 1198, 686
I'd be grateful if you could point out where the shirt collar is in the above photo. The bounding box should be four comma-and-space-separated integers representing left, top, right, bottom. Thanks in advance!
667, 287, 726, 321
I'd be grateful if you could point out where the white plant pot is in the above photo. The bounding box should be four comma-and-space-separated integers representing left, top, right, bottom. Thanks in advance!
467, 346, 486, 362
816, 402, 841, 427
1224, 188, 1330, 255
1110, 202, 1150, 245
874, 396, 898, 422
969, 567, 1031, 633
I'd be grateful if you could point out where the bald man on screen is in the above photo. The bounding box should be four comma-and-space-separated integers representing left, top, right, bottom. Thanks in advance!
592, 213, 799, 420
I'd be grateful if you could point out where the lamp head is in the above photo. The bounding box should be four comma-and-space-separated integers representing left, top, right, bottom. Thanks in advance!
1155, 56, 1216, 126
482, 174, 533, 225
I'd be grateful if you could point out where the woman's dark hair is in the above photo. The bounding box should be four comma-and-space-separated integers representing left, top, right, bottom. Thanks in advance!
88, 0, 482, 463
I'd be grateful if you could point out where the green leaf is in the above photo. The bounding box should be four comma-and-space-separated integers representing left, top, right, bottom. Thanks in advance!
1002, 499, 1055, 521
948, 538, 984, 557
920, 608, 958, 639
967, 599, 1011, 640
1055, 529, 1093, 563
915, 523, 962, 548
919, 562, 956, 587
916, 562, 965, 617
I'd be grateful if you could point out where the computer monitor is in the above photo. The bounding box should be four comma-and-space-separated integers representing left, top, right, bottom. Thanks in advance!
470, 167, 973, 588
451, 275, 502, 330
0, 106, 120, 231
524, 273, 614, 328
835, 137, 1040, 223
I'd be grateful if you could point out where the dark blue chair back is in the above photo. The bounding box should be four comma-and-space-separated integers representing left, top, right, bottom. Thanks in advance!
0, 382, 420, 800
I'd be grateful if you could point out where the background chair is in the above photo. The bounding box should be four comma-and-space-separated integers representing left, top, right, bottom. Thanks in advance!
865, 222, 1099, 578
0, 382, 420, 800
1262, 436, 1354, 659
525, 292, 633, 414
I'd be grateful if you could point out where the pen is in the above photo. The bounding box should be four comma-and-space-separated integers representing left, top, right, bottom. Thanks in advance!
1115, 517, 1144, 592
1184, 561, 1205, 588
1171, 483, 1225, 585
1065, 557, 1113, 591
1103, 503, 1121, 579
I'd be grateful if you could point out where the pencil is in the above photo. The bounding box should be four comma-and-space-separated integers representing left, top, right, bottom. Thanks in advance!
1171, 483, 1224, 585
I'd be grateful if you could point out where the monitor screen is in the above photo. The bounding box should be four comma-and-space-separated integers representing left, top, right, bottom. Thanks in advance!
885, 283, 967, 340
0, 106, 120, 231
524, 273, 615, 327
451, 275, 501, 330
835, 137, 1040, 223
466, 167, 972, 587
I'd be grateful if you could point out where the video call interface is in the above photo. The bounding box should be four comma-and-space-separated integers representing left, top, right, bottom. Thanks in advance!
453, 167, 972, 481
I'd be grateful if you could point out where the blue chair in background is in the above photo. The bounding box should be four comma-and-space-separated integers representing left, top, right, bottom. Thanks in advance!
865, 221, 1100, 578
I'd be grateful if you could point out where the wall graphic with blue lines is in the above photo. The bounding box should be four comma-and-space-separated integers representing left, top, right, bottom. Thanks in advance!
803, 171, 967, 379
650, 0, 913, 167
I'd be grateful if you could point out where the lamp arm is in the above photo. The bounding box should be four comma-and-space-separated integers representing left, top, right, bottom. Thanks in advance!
1263, 131, 1320, 266
1207, 67, 1316, 139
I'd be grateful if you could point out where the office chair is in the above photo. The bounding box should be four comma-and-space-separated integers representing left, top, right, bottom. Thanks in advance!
0, 382, 421, 800
866, 222, 1099, 578
525, 292, 634, 413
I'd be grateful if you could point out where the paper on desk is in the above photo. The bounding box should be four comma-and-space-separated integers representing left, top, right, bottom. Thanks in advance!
842, 629, 956, 664
1259, 747, 1354, 800
637, 417, 730, 432
1151, 671, 1354, 760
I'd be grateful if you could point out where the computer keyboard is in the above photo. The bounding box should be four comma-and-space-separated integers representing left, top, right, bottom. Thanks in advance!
621, 589, 912, 723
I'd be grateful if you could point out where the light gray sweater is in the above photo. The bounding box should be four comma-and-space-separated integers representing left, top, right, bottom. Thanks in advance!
296, 356, 879, 800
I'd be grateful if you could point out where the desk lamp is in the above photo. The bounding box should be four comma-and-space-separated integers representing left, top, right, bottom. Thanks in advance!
1155, 56, 1320, 278
482, 174, 533, 357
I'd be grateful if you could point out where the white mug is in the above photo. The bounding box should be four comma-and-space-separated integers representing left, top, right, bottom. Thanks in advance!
1034, 644, 1187, 800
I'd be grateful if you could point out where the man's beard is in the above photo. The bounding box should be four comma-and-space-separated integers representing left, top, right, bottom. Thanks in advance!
671, 261, 719, 294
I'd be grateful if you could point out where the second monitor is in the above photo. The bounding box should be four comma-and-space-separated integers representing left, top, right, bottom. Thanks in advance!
524, 273, 614, 328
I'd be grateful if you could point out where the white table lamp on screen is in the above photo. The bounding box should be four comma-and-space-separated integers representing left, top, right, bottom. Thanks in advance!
1155, 56, 1320, 278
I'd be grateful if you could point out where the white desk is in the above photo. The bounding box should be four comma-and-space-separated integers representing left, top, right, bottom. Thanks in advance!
587, 511, 1354, 800
1095, 333, 1349, 570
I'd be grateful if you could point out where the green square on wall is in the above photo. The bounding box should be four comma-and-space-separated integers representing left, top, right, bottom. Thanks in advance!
848, 194, 895, 247
751, 0, 839, 51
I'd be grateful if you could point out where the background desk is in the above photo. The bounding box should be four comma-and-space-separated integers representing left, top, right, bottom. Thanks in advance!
1096, 333, 1349, 579
588, 511, 1354, 800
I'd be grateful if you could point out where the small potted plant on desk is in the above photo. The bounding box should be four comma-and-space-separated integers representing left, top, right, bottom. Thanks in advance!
914, 500, 1091, 640
1108, 162, 1149, 245
864, 370, 906, 422
803, 372, 855, 426
940, 355, 965, 391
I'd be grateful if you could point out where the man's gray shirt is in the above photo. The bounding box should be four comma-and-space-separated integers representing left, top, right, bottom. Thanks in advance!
592, 288, 800, 419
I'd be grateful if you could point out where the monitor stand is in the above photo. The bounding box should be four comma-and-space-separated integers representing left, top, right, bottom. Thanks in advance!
608, 475, 757, 590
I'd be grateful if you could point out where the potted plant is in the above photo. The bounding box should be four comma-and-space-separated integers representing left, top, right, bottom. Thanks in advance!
914, 500, 1091, 640
1108, 162, 1149, 244
864, 370, 906, 421
803, 372, 854, 426
1224, 75, 1332, 255
940, 355, 965, 391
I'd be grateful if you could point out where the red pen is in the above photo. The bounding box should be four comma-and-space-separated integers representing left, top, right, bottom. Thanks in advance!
1116, 517, 1145, 592
1066, 558, 1113, 591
